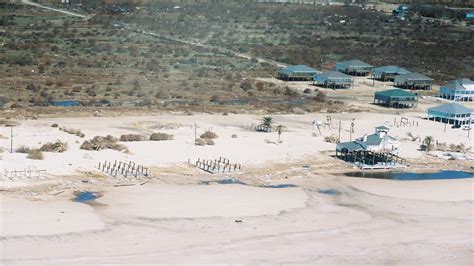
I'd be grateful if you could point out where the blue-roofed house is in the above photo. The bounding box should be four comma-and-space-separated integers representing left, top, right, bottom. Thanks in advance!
394, 72, 434, 90
439, 78, 474, 102
335, 59, 373, 76
373, 65, 411, 81
313, 71, 353, 89
277, 65, 317, 81
427, 103, 473, 126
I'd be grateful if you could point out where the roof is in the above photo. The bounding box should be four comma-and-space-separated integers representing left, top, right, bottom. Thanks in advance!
336, 141, 366, 152
361, 134, 383, 146
428, 103, 473, 114
315, 71, 353, 80
442, 78, 474, 91
337, 59, 373, 68
373, 65, 411, 75
375, 88, 417, 98
451, 78, 474, 84
375, 125, 390, 131
395, 72, 434, 82
279, 65, 317, 75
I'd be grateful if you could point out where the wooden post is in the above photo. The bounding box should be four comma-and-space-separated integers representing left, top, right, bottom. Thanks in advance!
338, 120, 342, 143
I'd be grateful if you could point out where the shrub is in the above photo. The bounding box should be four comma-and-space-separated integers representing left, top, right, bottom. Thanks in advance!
80, 135, 127, 152
5, 52, 33, 66
40, 140, 68, 153
324, 134, 339, 143
200, 131, 218, 139
27, 149, 44, 160
195, 138, 207, 146
120, 134, 145, 142
51, 123, 59, 128
149, 132, 173, 141
61, 127, 85, 138
16, 146, 31, 153
314, 91, 326, 102
303, 88, 312, 94
284, 87, 298, 96
231, 134, 237, 138
240, 80, 252, 91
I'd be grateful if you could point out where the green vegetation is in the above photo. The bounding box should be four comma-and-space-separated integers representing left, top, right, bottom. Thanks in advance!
0, 2, 471, 114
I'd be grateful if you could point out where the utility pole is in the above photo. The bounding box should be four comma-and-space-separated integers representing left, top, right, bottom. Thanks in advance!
194, 122, 197, 146
350, 119, 355, 141
6, 125, 14, 153
338, 120, 342, 143
10, 126, 13, 153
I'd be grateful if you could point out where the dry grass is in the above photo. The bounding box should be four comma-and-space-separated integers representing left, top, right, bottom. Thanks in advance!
27, 149, 44, 160
80, 135, 127, 152
16, 146, 31, 153
61, 127, 85, 138
149, 132, 174, 141
195, 138, 215, 146
120, 134, 145, 142
40, 140, 68, 153
324, 134, 339, 143
200, 131, 218, 139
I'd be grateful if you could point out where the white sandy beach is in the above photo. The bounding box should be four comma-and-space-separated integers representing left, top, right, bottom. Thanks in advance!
1, 176, 473, 265
0, 111, 472, 178
0, 112, 473, 265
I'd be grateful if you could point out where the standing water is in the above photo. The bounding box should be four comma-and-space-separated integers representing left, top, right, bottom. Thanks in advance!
344, 171, 473, 181
73, 191, 99, 202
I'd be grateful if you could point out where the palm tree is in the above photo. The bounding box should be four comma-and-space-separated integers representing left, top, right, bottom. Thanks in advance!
423, 136, 434, 151
262, 116, 273, 127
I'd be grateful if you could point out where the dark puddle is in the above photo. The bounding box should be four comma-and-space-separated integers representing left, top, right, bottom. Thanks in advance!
344, 171, 473, 181
200, 179, 297, 189
73, 191, 101, 203
51, 100, 81, 107
319, 189, 340, 195
200, 179, 247, 185
263, 184, 297, 188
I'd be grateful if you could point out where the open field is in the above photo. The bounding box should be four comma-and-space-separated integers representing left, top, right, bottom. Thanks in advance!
1, 2, 473, 112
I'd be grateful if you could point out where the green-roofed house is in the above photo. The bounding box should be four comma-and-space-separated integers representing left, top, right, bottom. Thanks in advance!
427, 103, 473, 126
394, 72, 434, 90
313, 71, 354, 89
374, 88, 417, 108
277, 65, 317, 81
335, 59, 373, 76
372, 65, 411, 82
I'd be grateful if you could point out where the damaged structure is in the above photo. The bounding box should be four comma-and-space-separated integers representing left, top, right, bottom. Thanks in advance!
335, 126, 405, 169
